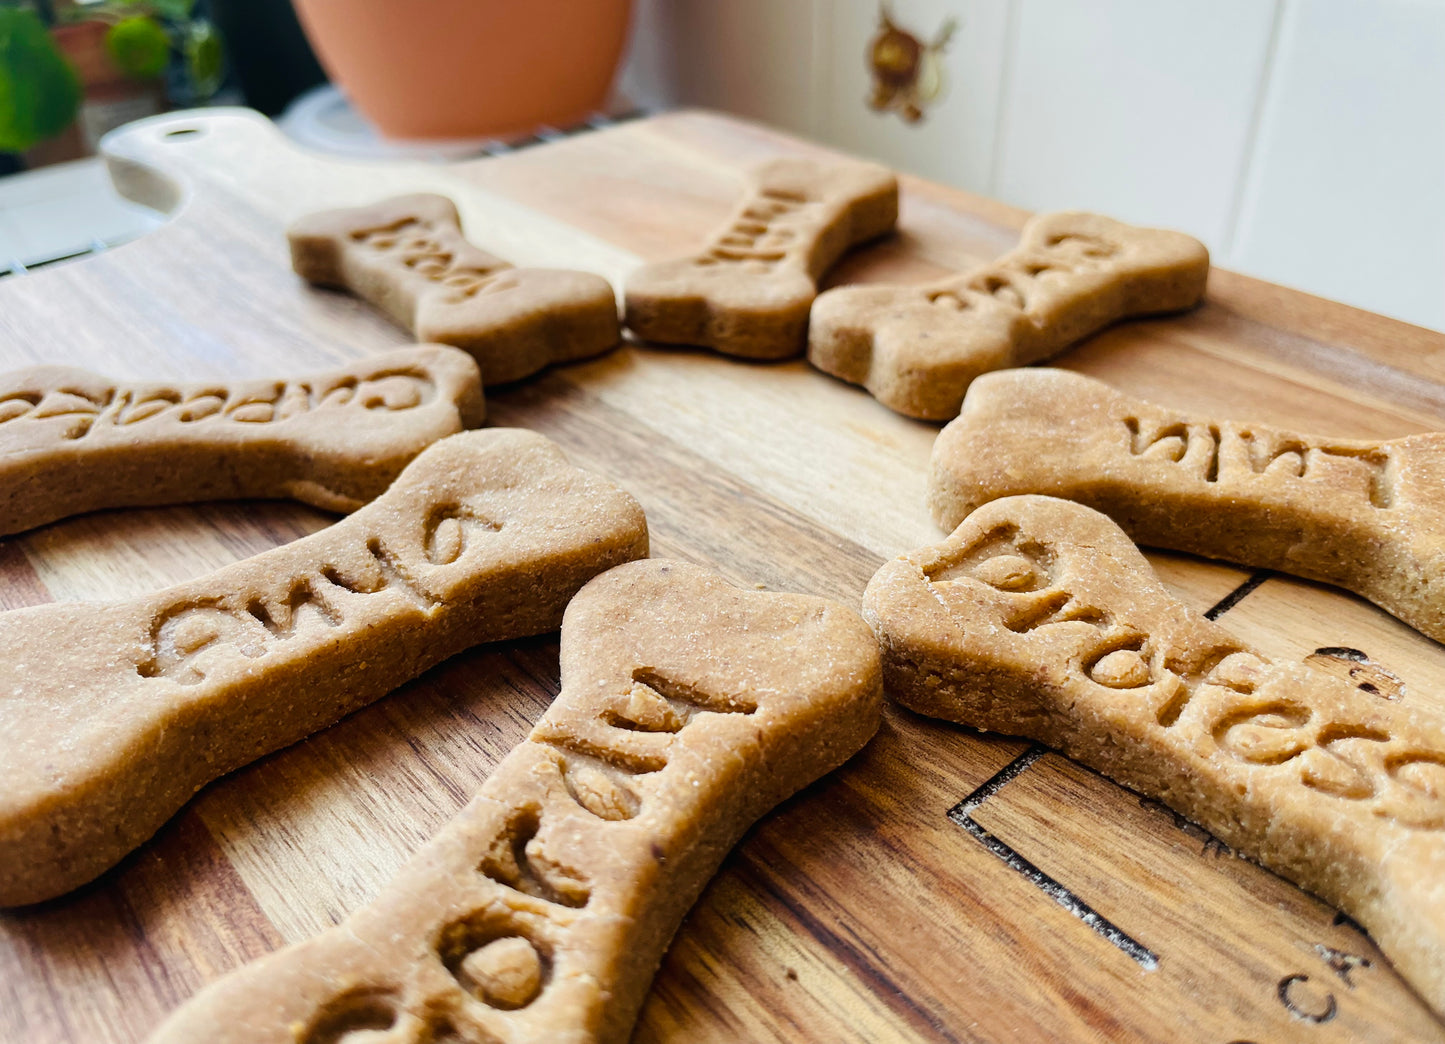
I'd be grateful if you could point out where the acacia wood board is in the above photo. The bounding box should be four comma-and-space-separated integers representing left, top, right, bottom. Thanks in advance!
2, 108, 1444, 1044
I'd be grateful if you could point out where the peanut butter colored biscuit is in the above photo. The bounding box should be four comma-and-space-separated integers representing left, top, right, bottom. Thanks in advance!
289, 194, 620, 385
624, 157, 898, 358
930, 367, 1445, 642
0, 345, 483, 533
809, 212, 1209, 419
146, 559, 882, 1044
864, 494, 1445, 1019
0, 429, 648, 906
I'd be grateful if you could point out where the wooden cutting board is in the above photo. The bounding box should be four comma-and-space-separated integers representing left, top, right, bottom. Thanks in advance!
2, 108, 1443, 1044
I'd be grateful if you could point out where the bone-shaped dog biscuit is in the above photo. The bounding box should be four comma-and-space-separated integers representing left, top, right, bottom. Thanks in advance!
930, 367, 1445, 643
864, 494, 1445, 1019
0, 345, 482, 533
809, 212, 1209, 419
289, 194, 620, 385
145, 559, 882, 1044
0, 429, 648, 906
624, 157, 898, 358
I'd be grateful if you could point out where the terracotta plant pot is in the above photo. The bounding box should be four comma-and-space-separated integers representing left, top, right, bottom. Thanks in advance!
290, 0, 633, 140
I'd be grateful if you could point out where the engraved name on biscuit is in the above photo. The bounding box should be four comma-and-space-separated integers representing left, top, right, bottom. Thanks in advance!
1123, 417, 1394, 509
290, 665, 760, 1038
0, 368, 436, 442
138, 504, 498, 684
690, 188, 819, 276
348, 216, 523, 305
809, 215, 1208, 420
928, 524, 1445, 830
923, 229, 1121, 316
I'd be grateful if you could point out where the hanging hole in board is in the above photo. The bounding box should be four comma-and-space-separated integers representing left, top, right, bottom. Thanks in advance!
163, 127, 203, 140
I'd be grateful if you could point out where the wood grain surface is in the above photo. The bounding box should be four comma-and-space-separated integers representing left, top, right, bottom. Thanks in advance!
2, 107, 1444, 1044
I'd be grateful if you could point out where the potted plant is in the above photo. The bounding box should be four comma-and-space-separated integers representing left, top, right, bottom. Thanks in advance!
0, 4, 82, 154
0, 0, 224, 166
290, 0, 633, 140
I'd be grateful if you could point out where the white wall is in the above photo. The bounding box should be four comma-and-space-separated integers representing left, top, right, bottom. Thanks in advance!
620, 0, 1445, 332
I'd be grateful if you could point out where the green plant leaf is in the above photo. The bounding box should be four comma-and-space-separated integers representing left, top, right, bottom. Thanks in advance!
0, 6, 82, 152
106, 14, 170, 79
184, 18, 222, 98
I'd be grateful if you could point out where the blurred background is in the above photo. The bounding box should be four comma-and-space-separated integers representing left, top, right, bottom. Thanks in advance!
2, 0, 1442, 331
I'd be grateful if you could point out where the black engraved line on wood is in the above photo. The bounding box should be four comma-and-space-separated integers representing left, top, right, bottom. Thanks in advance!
947, 745, 1160, 971
1277, 973, 1337, 1023
1314, 943, 1371, 987
1136, 795, 1232, 857
1203, 570, 1274, 620
1309, 646, 1405, 700
952, 744, 1046, 814
1332, 909, 1369, 935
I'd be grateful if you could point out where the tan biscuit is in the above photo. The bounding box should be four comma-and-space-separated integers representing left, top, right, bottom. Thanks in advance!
0, 345, 483, 533
0, 429, 648, 906
145, 558, 882, 1044
289, 194, 620, 385
864, 494, 1445, 1019
809, 212, 1209, 419
930, 367, 1445, 642
623, 157, 898, 359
